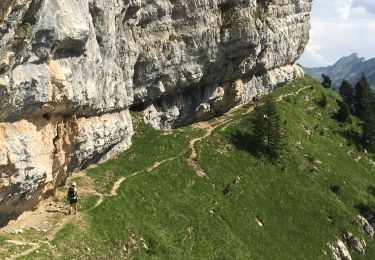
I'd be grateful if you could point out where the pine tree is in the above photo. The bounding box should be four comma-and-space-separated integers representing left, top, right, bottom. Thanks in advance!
353, 74, 375, 151
264, 96, 284, 159
318, 93, 328, 108
339, 80, 354, 106
251, 95, 284, 159
362, 114, 375, 152
354, 74, 374, 120
251, 105, 267, 153
322, 74, 332, 89
335, 101, 351, 123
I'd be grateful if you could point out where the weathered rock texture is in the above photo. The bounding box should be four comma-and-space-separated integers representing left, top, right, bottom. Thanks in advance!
358, 215, 375, 238
0, 0, 312, 225
328, 240, 352, 260
343, 232, 366, 255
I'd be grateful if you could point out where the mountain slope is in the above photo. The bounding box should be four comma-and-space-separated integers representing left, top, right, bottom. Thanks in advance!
303, 53, 375, 89
0, 0, 312, 224
1, 76, 375, 259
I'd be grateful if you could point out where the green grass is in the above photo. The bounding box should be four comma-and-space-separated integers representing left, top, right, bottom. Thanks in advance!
19, 76, 375, 259
86, 123, 204, 194
0, 236, 32, 259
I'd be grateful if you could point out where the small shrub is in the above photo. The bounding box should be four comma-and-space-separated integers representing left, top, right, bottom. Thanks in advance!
284, 96, 297, 104
223, 184, 230, 195
317, 94, 328, 108
256, 0, 270, 12
330, 185, 341, 196
218, 2, 236, 13
253, 6, 265, 21
335, 102, 352, 123
169, 33, 182, 42
20, 22, 33, 39
252, 0, 271, 22
321, 74, 332, 88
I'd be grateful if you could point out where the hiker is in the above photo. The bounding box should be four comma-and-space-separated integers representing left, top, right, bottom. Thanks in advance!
67, 182, 79, 215
252, 94, 260, 107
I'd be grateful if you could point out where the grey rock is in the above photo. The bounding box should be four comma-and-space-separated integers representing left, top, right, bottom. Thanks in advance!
358, 215, 374, 238
328, 240, 352, 260
343, 232, 366, 255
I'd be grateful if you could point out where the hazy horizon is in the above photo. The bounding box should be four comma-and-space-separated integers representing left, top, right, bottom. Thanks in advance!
298, 0, 375, 68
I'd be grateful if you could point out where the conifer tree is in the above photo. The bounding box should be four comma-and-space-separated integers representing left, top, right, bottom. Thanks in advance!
318, 93, 328, 108
362, 114, 375, 152
339, 80, 354, 106
353, 74, 375, 151
252, 105, 267, 152
322, 74, 332, 89
265, 96, 284, 158
354, 74, 374, 120
336, 101, 351, 123
251, 95, 284, 159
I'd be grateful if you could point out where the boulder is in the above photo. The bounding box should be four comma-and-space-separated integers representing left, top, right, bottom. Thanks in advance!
328, 240, 352, 260
343, 232, 366, 255
358, 215, 374, 238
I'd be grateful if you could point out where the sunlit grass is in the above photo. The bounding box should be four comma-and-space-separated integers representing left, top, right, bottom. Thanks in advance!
21, 76, 375, 259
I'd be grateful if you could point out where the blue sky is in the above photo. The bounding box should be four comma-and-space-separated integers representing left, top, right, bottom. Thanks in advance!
298, 0, 375, 68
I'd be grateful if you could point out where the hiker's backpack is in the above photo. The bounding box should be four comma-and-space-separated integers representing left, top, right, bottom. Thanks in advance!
68, 187, 77, 199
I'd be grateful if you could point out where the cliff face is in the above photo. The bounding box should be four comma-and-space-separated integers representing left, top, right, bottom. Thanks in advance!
0, 0, 312, 225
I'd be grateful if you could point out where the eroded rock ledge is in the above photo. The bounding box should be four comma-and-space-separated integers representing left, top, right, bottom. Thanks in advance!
143, 64, 304, 129
0, 110, 133, 224
0, 0, 312, 225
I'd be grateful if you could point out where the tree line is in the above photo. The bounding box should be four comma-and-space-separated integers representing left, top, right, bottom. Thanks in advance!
322, 73, 375, 152
248, 73, 375, 162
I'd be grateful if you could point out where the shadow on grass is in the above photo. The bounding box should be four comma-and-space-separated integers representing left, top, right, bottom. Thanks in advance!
330, 184, 341, 197
367, 185, 375, 197
355, 203, 375, 222
229, 130, 260, 157
338, 129, 363, 149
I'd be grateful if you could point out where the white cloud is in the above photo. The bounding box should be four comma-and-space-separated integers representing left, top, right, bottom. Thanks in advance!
349, 6, 374, 20
311, 0, 353, 21
352, 0, 375, 15
298, 0, 375, 67
302, 41, 330, 67
339, 0, 353, 20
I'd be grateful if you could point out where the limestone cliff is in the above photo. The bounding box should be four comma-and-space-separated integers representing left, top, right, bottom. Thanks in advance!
0, 0, 312, 225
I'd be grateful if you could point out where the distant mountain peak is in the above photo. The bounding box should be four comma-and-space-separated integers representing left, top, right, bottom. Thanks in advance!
302, 54, 375, 89
334, 53, 364, 65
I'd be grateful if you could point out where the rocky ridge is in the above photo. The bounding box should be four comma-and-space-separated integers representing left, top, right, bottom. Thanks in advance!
302, 53, 375, 90
0, 0, 312, 226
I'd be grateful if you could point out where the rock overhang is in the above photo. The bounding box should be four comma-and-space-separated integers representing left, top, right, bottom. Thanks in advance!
0, 0, 312, 226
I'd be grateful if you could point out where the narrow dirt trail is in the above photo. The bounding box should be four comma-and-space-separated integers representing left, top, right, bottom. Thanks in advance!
4, 212, 75, 260
186, 118, 235, 178
276, 85, 311, 101
187, 122, 214, 178
4, 84, 311, 259
6, 243, 40, 260
92, 151, 188, 209
186, 85, 311, 178
2, 171, 92, 259
4, 150, 189, 258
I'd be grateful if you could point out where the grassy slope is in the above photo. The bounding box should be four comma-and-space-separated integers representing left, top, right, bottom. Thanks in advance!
20, 76, 375, 259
